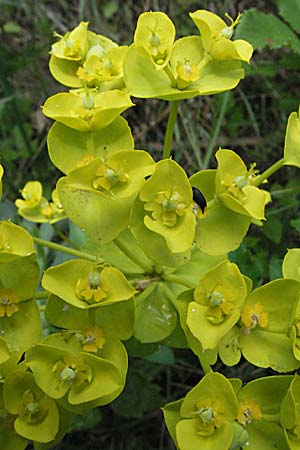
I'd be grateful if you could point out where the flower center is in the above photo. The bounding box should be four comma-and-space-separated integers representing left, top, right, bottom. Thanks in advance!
0, 288, 19, 318
93, 161, 129, 192
78, 324, 106, 352
241, 303, 269, 334
237, 399, 262, 426
194, 399, 225, 436
176, 59, 200, 89
144, 189, 187, 227
53, 355, 93, 388
76, 270, 108, 304
20, 390, 48, 425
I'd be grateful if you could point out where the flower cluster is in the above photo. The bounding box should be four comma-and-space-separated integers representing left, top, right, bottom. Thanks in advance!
2, 6, 300, 450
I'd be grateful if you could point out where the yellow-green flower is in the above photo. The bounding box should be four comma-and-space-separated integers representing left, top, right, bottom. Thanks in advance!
15, 181, 42, 209
50, 22, 88, 61
92, 160, 129, 192
0, 288, 19, 317
133, 11, 175, 67
52, 354, 93, 388
144, 189, 187, 227
240, 303, 269, 334
15, 181, 65, 224
215, 149, 271, 220
190, 10, 253, 63
19, 389, 48, 425
176, 59, 200, 89
76, 270, 108, 304
237, 399, 262, 426
78, 325, 106, 353
163, 372, 238, 450
194, 398, 225, 436
76, 46, 127, 88
205, 284, 235, 323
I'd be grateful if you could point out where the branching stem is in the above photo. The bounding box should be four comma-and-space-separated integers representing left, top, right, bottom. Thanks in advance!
33, 236, 98, 262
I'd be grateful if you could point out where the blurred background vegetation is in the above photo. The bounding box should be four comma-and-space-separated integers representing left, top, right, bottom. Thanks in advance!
1, 0, 300, 448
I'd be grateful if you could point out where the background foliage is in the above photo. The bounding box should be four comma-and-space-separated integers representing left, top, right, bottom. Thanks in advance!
1, 0, 300, 448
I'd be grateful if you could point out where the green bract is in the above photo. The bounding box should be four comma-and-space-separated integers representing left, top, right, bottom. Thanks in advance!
190, 149, 271, 255
282, 249, 300, 362
49, 22, 125, 90
45, 293, 134, 341
47, 116, 134, 174
15, 182, 65, 224
0, 383, 28, 450
235, 375, 293, 450
280, 374, 300, 447
0, 228, 41, 356
0, 221, 35, 261
42, 90, 133, 132
50, 22, 89, 62
131, 158, 195, 262
163, 372, 238, 450
189, 10, 253, 62
190, 172, 244, 256
215, 149, 271, 220
42, 259, 135, 310
58, 151, 154, 243
0, 164, 3, 198
283, 106, 300, 168
124, 36, 245, 100
26, 343, 124, 413
220, 279, 300, 372
3, 370, 59, 443
133, 11, 175, 68
177, 260, 247, 351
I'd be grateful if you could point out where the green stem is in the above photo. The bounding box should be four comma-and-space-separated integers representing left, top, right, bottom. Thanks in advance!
198, 355, 212, 374
34, 291, 49, 300
114, 237, 153, 273
203, 90, 230, 169
33, 237, 98, 262
252, 158, 285, 187
164, 65, 177, 87
163, 100, 180, 159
